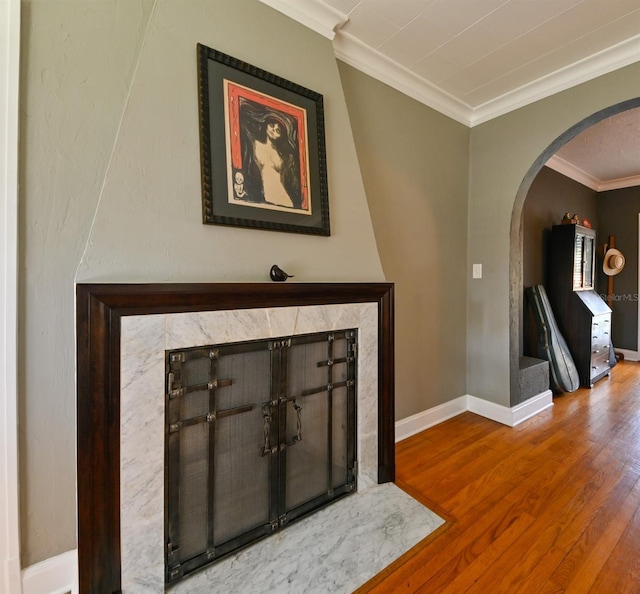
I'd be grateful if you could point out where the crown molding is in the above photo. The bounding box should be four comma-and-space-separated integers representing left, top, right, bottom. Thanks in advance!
470, 34, 640, 126
546, 156, 640, 192
334, 31, 473, 126
599, 175, 640, 191
260, 1, 640, 127
545, 155, 600, 191
257, 0, 348, 40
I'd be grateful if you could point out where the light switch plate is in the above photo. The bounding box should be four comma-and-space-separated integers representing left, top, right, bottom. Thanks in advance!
473, 263, 482, 279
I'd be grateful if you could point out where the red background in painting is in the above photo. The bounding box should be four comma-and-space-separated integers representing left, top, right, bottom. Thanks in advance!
226, 81, 309, 210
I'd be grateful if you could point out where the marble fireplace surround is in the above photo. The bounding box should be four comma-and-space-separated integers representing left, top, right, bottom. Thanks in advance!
76, 283, 395, 593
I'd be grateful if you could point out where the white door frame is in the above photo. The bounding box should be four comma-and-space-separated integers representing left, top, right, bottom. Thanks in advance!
1, 0, 22, 592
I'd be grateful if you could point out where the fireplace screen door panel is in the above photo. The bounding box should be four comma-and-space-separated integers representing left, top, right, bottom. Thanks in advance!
284, 333, 356, 519
165, 330, 357, 583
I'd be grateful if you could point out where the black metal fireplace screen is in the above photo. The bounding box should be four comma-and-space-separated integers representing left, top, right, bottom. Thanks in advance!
164, 330, 358, 583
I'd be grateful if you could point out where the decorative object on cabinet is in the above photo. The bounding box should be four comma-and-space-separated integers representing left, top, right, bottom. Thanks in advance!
547, 224, 612, 388
561, 212, 582, 225
525, 285, 579, 393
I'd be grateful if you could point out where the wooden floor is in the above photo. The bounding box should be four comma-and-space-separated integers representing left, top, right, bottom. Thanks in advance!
358, 360, 640, 593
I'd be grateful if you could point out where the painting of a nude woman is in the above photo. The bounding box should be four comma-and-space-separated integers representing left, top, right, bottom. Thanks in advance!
224, 80, 311, 215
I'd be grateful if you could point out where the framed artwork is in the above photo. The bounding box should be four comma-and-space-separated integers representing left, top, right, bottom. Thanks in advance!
197, 44, 330, 236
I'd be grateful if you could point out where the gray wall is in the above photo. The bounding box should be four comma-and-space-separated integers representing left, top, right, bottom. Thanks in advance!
19, 0, 383, 566
338, 62, 470, 420
597, 186, 640, 350
468, 63, 640, 407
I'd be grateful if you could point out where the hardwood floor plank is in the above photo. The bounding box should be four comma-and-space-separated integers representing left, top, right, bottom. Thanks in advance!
589, 501, 640, 593
469, 455, 634, 590
424, 506, 536, 593
550, 474, 640, 593
358, 481, 517, 593
514, 545, 567, 594
358, 361, 640, 593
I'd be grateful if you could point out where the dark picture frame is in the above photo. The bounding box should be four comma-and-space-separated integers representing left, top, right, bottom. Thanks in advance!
197, 44, 330, 236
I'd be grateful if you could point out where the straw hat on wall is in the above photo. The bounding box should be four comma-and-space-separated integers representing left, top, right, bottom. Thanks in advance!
603, 248, 625, 276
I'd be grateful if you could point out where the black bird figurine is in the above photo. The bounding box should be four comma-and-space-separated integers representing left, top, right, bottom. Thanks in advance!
270, 265, 294, 282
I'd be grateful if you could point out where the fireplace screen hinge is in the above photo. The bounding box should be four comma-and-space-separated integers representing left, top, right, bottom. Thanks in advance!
167, 372, 183, 398
349, 460, 358, 486
167, 542, 179, 561
167, 543, 182, 580
269, 338, 291, 350
268, 514, 293, 531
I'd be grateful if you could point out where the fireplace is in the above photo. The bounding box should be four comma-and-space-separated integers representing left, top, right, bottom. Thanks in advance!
76, 283, 395, 593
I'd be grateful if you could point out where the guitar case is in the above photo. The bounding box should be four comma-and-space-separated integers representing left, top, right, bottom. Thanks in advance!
525, 285, 580, 394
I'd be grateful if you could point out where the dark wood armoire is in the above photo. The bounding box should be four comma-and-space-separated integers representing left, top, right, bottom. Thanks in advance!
547, 224, 612, 388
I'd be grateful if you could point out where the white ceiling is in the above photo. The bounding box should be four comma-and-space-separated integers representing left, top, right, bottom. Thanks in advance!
258, 0, 640, 188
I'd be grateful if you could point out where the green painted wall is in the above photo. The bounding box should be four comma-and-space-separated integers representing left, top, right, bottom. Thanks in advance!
20, 0, 157, 566
338, 62, 469, 420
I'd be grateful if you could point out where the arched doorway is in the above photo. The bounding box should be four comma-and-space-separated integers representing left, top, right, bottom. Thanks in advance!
510, 97, 640, 405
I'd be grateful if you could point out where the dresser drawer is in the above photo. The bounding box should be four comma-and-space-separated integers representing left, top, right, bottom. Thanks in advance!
590, 352, 610, 382
591, 315, 611, 351
591, 342, 609, 359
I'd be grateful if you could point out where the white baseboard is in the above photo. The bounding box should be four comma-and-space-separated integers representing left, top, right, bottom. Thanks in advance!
2, 555, 22, 594
616, 348, 639, 362
21, 549, 77, 594
468, 390, 553, 427
395, 396, 467, 442
396, 391, 554, 441
510, 390, 554, 425
466, 394, 514, 426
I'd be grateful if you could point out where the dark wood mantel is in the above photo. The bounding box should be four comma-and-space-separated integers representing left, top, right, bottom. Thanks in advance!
76, 282, 395, 593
